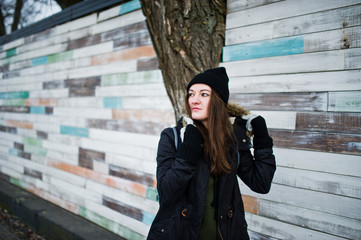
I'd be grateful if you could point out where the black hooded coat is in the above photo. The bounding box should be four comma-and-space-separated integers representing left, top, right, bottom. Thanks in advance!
147, 105, 276, 240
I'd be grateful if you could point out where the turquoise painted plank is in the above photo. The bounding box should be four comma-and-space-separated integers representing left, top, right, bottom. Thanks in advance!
103, 97, 123, 109
0, 91, 29, 99
6, 48, 16, 58
32, 56, 48, 66
142, 211, 155, 226
146, 187, 158, 202
30, 106, 46, 114
60, 125, 89, 138
222, 36, 304, 62
8, 148, 19, 156
119, 0, 141, 15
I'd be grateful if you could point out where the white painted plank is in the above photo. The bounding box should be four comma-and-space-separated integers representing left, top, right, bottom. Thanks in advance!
250, 111, 296, 130
227, 0, 283, 13
16, 129, 37, 138
42, 140, 79, 155
98, 5, 121, 22
259, 200, 361, 239
226, 0, 361, 29
53, 107, 112, 119
86, 179, 159, 214
29, 88, 69, 98
222, 50, 345, 77
240, 182, 361, 220
274, 147, 361, 177
46, 150, 78, 166
121, 96, 173, 110
246, 213, 346, 240
274, 166, 361, 198
84, 200, 149, 237
67, 60, 137, 79
47, 133, 83, 147
92, 160, 108, 174
72, 41, 113, 59
345, 47, 361, 69
80, 138, 156, 161
328, 91, 361, 112
0, 81, 43, 92
58, 97, 103, 108
91, 10, 145, 35
33, 122, 60, 134
88, 128, 159, 149
228, 70, 361, 93
96, 83, 168, 97
0, 132, 22, 143
106, 153, 156, 175
55, 13, 97, 34
2, 38, 25, 51
17, 34, 67, 55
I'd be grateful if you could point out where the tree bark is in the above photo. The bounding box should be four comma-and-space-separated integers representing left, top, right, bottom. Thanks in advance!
11, 0, 23, 32
140, 0, 227, 121
0, 5, 6, 36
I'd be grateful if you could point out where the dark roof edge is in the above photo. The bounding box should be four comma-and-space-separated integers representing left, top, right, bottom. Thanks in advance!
0, 0, 128, 46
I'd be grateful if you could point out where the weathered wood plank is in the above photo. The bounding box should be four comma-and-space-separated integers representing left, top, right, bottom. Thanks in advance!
109, 164, 155, 187
296, 112, 361, 133
258, 200, 361, 240
24, 167, 42, 180
270, 129, 361, 154
101, 21, 148, 42
121, 96, 173, 110
91, 46, 155, 65
87, 119, 169, 135
78, 147, 105, 170
241, 183, 361, 221
223, 36, 304, 62
0, 125, 17, 134
223, 50, 345, 77
229, 92, 327, 111
227, 0, 284, 12
101, 70, 162, 86
136, 57, 159, 71
106, 153, 156, 176
328, 91, 361, 112
102, 195, 143, 221
274, 148, 361, 178
91, 10, 145, 35
66, 34, 101, 51
228, 70, 361, 93
113, 31, 152, 50
226, 0, 361, 29
274, 166, 361, 198
0, 106, 30, 113
246, 212, 347, 240
96, 83, 167, 97
112, 109, 174, 124
53, 107, 112, 120
69, 88, 96, 97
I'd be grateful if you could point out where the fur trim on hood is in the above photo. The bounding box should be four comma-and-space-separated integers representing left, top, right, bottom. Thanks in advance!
227, 102, 250, 117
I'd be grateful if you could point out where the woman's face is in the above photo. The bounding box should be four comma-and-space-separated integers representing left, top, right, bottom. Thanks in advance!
188, 83, 212, 127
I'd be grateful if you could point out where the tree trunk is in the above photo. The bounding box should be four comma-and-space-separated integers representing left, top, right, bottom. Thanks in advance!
0, 5, 6, 36
11, 0, 23, 32
140, 0, 227, 121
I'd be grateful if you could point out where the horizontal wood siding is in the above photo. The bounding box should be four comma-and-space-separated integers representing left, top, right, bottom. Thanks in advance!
225, 1, 361, 239
0, 0, 360, 240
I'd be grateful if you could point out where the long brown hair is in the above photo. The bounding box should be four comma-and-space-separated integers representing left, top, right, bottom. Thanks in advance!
185, 90, 233, 176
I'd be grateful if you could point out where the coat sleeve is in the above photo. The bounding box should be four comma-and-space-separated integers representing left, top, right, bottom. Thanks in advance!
237, 147, 276, 194
233, 122, 276, 194
156, 128, 196, 205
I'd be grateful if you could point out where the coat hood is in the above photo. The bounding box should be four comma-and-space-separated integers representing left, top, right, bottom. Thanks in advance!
227, 102, 250, 117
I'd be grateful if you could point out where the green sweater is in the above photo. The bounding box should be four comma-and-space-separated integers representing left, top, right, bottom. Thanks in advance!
198, 176, 217, 240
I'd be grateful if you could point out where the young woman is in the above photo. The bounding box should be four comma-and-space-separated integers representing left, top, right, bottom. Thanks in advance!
147, 67, 276, 240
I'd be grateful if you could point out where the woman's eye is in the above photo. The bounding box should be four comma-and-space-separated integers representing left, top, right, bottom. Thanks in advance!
201, 93, 209, 97
188, 93, 194, 97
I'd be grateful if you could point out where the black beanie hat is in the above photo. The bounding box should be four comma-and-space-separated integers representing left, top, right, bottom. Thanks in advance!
187, 67, 229, 104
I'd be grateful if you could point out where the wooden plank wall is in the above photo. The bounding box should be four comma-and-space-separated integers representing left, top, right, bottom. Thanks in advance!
0, 1, 174, 239
224, 0, 361, 239
0, 0, 360, 239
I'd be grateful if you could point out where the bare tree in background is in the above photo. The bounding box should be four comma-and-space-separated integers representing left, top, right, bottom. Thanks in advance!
140, 0, 227, 120
0, 0, 81, 36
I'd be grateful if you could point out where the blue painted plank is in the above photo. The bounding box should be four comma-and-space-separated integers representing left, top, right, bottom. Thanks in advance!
8, 148, 19, 156
103, 97, 123, 109
30, 106, 46, 114
6, 48, 16, 58
119, 0, 141, 15
0, 91, 29, 99
32, 56, 48, 66
142, 211, 155, 226
222, 36, 304, 62
60, 125, 89, 138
